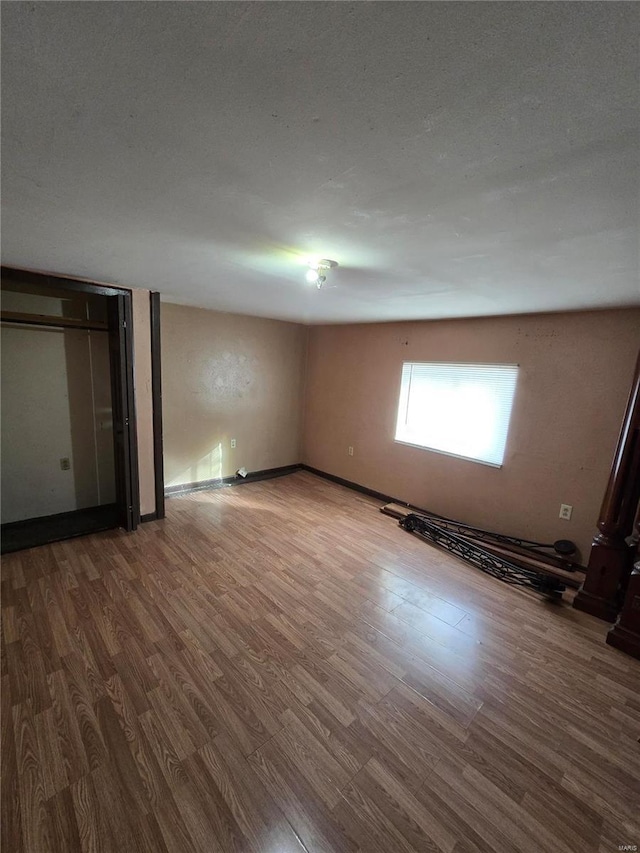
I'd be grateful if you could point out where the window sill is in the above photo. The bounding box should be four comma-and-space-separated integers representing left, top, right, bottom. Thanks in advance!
393, 439, 503, 469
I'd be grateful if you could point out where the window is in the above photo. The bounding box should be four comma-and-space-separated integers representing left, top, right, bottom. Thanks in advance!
394, 362, 518, 467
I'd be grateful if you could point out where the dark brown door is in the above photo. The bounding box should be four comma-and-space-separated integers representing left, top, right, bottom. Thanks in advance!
107, 294, 140, 531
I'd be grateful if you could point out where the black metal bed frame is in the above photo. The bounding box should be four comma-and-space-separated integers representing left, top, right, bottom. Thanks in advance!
400, 514, 567, 599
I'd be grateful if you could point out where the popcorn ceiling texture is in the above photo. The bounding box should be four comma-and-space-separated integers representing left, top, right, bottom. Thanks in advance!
2, 3, 638, 324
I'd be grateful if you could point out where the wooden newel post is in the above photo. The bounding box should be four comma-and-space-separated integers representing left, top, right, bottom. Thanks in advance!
607, 513, 640, 658
574, 350, 640, 621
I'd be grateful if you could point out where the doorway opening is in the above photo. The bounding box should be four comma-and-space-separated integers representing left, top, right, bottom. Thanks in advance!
1, 268, 140, 552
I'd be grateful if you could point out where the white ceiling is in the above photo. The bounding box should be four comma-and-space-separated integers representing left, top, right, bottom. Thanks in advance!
2, 2, 638, 324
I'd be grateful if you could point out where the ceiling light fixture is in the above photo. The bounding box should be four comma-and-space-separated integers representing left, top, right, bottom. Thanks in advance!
306, 258, 338, 289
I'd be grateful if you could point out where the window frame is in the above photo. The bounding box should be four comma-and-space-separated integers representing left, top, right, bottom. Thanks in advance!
393, 360, 519, 469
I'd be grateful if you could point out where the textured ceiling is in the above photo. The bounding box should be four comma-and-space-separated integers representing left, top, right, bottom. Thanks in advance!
2, 2, 638, 324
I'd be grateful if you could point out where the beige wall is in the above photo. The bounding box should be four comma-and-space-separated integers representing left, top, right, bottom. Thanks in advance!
131, 288, 156, 516
162, 303, 307, 487
1, 318, 115, 523
2, 324, 77, 522
303, 309, 640, 559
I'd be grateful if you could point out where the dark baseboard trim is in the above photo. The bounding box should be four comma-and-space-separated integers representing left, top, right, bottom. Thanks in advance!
165, 461, 429, 518
1, 503, 119, 531
141, 512, 158, 523
1, 503, 119, 554
299, 465, 397, 504
165, 464, 303, 498
299, 465, 481, 522
163, 462, 423, 515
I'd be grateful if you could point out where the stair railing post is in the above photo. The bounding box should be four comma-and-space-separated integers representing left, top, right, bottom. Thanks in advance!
574, 350, 640, 621
607, 511, 640, 658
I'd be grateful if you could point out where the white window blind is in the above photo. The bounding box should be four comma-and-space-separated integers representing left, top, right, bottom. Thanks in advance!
394, 362, 518, 467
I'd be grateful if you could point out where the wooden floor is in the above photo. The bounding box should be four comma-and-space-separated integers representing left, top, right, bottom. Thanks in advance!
2, 471, 639, 853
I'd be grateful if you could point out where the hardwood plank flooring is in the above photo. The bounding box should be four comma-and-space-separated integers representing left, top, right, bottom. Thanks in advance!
2, 471, 639, 852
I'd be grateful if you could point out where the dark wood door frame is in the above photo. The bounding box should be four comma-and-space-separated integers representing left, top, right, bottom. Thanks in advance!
2, 266, 127, 297
150, 292, 165, 520
107, 293, 140, 531
1, 266, 141, 534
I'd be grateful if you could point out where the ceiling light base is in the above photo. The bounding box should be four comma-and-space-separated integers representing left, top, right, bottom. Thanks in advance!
306, 258, 338, 289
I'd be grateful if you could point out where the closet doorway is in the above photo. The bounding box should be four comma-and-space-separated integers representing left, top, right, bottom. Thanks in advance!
1, 267, 139, 553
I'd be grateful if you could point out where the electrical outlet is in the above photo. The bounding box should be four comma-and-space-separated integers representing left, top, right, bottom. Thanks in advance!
348, 446, 354, 456
231, 438, 236, 449
60, 457, 71, 471
559, 504, 573, 520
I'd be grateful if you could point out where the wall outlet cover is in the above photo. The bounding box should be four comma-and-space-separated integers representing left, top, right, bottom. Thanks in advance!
559, 504, 573, 520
